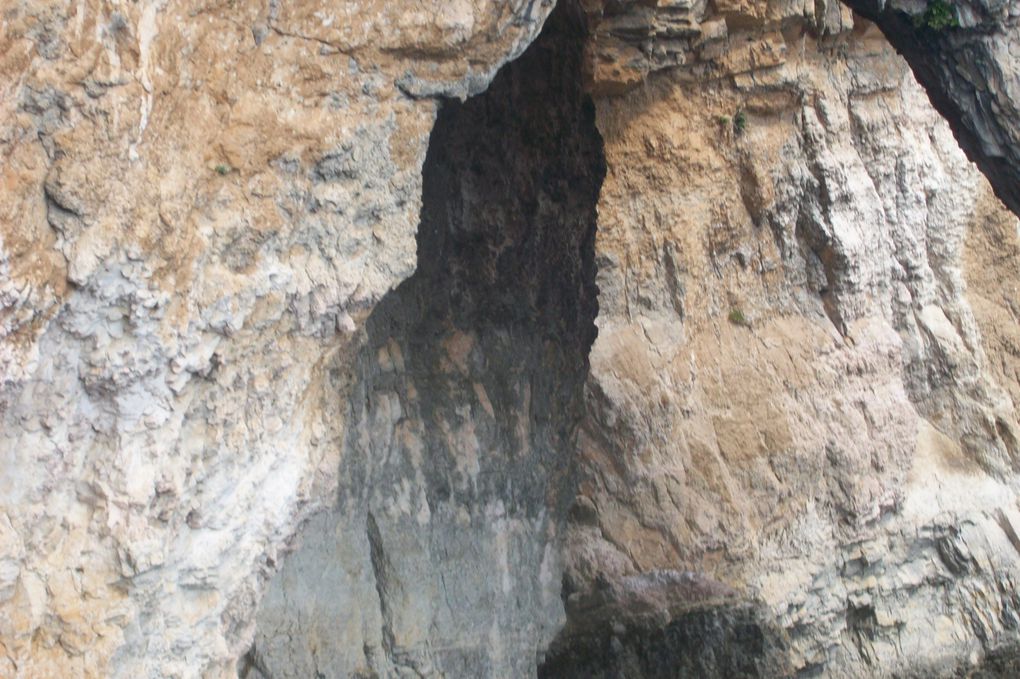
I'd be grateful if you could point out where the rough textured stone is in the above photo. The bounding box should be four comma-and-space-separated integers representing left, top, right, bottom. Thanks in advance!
0, 1, 554, 676
558, 6, 1020, 677
3, 0, 1020, 677
840, 0, 1020, 219
249, 5, 604, 675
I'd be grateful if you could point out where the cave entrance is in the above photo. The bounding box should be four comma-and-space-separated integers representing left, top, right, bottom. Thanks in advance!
249, 3, 606, 677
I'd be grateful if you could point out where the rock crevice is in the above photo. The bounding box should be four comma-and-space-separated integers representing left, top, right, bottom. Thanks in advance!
249, 4, 606, 676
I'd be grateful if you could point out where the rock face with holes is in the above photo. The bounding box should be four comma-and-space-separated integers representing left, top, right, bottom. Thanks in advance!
4, 0, 1020, 678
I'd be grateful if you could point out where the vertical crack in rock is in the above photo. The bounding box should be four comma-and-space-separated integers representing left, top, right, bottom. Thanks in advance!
365, 510, 398, 662
249, 3, 606, 677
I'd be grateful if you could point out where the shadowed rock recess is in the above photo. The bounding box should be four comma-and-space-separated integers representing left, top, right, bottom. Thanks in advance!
246, 4, 605, 677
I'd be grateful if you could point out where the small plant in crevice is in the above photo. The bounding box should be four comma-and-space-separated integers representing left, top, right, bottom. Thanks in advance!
915, 0, 958, 30
215, 164, 231, 176
718, 114, 731, 127
728, 307, 750, 327
733, 110, 747, 136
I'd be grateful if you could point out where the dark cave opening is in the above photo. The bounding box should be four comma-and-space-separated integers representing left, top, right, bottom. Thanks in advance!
249, 3, 607, 677
349, 0, 606, 519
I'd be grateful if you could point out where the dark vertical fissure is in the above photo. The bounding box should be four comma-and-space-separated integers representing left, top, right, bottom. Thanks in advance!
355, 0, 605, 520
250, 3, 607, 677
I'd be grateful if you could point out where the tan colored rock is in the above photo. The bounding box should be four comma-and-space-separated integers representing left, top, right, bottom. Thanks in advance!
3, 0, 1020, 676
557, 10, 1020, 677
0, 1, 554, 676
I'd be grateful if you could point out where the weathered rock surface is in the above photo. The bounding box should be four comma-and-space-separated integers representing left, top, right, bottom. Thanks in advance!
3, 0, 1020, 677
557, 4, 1020, 676
249, 5, 603, 675
0, 0, 555, 676
842, 0, 1020, 219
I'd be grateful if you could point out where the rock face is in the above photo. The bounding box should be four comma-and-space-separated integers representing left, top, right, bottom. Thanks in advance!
3, 0, 1020, 677
558, 6, 1020, 676
842, 0, 1020, 219
249, 5, 604, 676
0, 0, 555, 676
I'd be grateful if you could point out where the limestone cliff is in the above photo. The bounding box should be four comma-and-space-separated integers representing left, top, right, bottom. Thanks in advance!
844, 0, 1020, 218
1, 0, 555, 675
557, 3, 1020, 676
2, 0, 1020, 678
